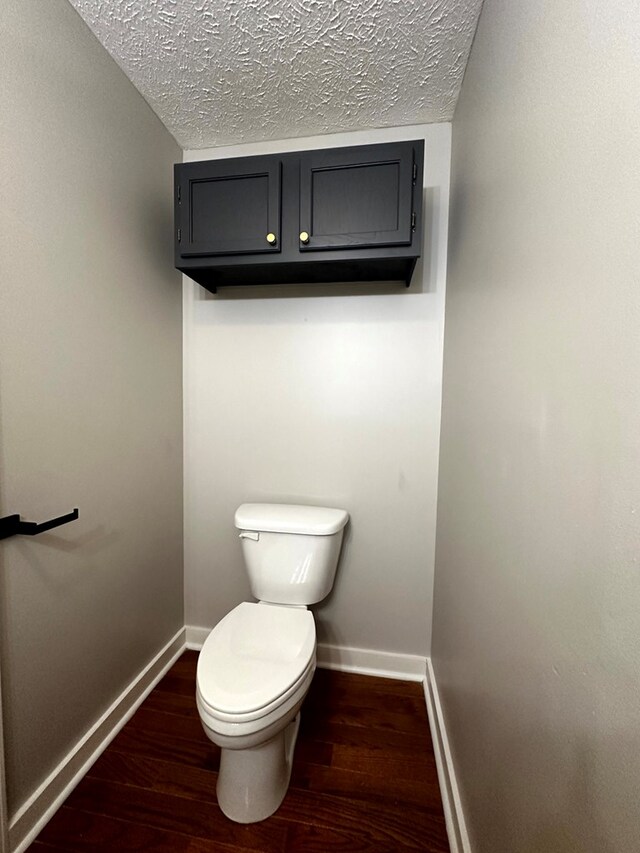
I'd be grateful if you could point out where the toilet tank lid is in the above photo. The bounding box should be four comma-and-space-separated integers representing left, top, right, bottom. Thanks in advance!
235, 503, 349, 535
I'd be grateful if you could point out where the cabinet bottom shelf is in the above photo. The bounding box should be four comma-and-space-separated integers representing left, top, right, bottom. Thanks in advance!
178, 257, 417, 293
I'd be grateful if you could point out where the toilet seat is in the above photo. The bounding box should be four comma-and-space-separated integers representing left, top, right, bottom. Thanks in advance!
197, 656, 315, 729
197, 602, 316, 723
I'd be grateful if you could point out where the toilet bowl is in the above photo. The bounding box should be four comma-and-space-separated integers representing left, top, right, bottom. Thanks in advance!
197, 601, 317, 822
196, 503, 348, 824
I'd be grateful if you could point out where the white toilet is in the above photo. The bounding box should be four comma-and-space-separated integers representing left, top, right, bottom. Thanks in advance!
196, 502, 349, 824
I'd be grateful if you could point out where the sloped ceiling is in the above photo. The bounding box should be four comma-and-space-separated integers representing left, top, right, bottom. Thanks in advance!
68, 0, 483, 150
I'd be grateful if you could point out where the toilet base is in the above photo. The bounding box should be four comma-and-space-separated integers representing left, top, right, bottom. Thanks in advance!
217, 712, 301, 823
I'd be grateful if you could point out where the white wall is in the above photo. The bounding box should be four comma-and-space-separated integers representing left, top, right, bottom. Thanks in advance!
433, 1, 640, 851
184, 123, 450, 656
0, 0, 183, 817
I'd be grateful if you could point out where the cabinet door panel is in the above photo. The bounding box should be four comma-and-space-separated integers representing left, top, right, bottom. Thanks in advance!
177, 156, 281, 257
299, 142, 415, 251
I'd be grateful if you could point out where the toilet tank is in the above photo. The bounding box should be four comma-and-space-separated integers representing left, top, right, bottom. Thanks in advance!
234, 503, 349, 606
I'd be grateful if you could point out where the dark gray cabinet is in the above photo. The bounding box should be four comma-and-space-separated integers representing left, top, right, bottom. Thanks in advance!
299, 143, 415, 252
175, 140, 424, 292
177, 155, 282, 258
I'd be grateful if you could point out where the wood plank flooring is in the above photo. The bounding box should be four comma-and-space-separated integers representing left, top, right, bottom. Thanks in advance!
28, 651, 449, 852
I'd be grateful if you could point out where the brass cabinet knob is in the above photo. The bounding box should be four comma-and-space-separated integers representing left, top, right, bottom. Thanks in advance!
266, 232, 277, 245
299, 231, 310, 244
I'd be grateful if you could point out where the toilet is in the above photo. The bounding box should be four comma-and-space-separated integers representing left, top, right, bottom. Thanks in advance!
196, 502, 349, 824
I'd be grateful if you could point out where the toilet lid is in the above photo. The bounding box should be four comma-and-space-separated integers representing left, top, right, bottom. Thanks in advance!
197, 602, 316, 716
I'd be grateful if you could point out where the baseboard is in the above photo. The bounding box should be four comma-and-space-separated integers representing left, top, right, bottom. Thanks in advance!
186, 625, 426, 682
185, 624, 210, 650
7, 628, 464, 853
424, 658, 472, 853
316, 642, 426, 681
9, 627, 187, 853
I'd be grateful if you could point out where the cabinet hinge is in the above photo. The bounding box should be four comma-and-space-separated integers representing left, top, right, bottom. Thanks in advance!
412, 162, 417, 184
177, 228, 182, 243
411, 211, 416, 231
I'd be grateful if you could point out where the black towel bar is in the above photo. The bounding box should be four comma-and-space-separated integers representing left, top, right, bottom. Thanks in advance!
0, 508, 79, 541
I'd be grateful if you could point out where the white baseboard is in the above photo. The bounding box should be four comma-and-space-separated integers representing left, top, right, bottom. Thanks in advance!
186, 625, 426, 682
9, 627, 187, 853
6, 627, 465, 853
185, 624, 210, 650
316, 642, 426, 681
424, 658, 472, 853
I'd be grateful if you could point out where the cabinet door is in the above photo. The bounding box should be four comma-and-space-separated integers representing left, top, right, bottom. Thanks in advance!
298, 142, 416, 252
176, 156, 281, 257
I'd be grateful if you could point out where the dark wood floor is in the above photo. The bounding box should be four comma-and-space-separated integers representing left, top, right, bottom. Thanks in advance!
28, 651, 449, 852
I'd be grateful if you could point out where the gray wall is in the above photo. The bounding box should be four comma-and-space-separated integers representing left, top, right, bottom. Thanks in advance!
432, 1, 640, 851
182, 124, 451, 659
0, 0, 183, 815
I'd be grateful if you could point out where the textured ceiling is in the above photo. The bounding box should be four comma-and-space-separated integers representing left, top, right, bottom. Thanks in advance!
68, 0, 483, 150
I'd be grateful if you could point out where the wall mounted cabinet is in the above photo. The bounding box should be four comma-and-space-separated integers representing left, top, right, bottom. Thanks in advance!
175, 139, 424, 292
